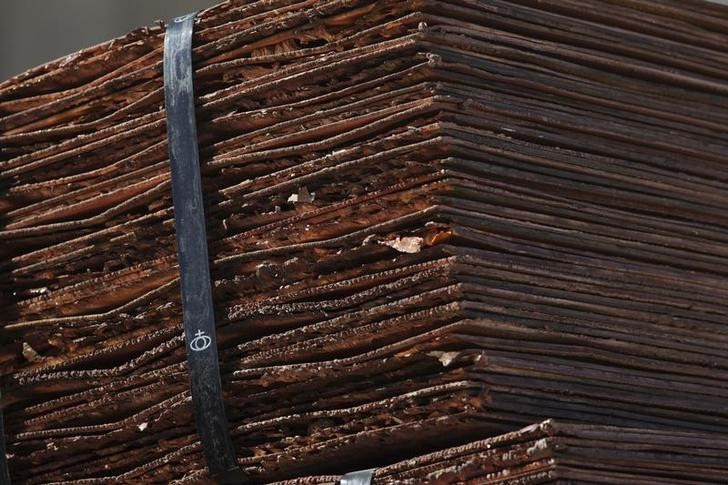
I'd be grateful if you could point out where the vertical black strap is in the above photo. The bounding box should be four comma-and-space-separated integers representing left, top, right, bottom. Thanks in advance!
0, 387, 10, 485
341, 469, 375, 485
163, 13, 246, 484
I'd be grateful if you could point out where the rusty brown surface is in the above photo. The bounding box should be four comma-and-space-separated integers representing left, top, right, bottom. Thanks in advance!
2, 0, 728, 482
270, 419, 728, 484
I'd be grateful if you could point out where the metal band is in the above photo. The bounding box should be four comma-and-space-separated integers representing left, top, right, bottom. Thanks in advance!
163, 13, 245, 484
341, 469, 375, 485
0, 387, 10, 485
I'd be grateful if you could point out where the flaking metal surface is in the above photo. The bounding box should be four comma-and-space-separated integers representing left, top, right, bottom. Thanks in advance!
1, 0, 728, 482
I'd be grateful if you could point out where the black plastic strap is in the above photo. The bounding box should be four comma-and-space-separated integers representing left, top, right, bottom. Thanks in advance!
0, 387, 10, 485
163, 13, 245, 484
340, 469, 375, 485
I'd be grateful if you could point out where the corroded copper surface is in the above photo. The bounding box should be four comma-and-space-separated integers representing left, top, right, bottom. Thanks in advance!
2, 0, 728, 482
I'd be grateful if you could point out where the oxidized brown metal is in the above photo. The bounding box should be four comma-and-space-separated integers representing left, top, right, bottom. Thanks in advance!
2, 0, 728, 482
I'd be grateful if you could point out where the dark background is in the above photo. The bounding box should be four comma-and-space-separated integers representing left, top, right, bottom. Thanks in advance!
0, 0, 218, 81
2, 0, 728, 82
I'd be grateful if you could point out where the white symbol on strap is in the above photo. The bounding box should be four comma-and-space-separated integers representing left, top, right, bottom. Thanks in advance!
189, 330, 212, 352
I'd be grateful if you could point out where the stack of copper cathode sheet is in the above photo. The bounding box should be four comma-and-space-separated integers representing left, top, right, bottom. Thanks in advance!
271, 420, 728, 484
2, 0, 728, 483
